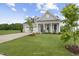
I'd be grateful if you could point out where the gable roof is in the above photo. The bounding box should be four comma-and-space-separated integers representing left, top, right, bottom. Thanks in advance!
37, 10, 60, 22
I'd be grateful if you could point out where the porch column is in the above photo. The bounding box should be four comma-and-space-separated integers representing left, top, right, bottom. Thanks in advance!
38, 24, 40, 33
57, 23, 60, 33
43, 24, 45, 32
58, 23, 60, 32
50, 23, 52, 33
56, 24, 58, 33
52, 24, 54, 33
38, 24, 39, 32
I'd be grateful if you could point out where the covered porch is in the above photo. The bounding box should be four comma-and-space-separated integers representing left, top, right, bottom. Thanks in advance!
38, 23, 60, 33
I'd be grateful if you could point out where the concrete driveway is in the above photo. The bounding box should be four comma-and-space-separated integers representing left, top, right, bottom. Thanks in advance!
0, 33, 31, 43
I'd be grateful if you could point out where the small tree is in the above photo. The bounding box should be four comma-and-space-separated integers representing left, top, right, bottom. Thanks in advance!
61, 4, 79, 46
25, 18, 33, 33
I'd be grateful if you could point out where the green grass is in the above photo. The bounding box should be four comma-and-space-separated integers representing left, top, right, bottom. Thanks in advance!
0, 34, 73, 56
0, 30, 21, 35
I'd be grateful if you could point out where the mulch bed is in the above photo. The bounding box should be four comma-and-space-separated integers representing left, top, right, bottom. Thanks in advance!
65, 45, 79, 54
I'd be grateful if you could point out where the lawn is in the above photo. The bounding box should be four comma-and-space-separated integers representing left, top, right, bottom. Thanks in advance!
0, 30, 21, 35
0, 34, 73, 56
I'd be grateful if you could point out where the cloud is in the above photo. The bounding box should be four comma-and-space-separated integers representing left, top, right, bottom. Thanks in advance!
11, 8, 16, 12
0, 18, 24, 24
26, 16, 28, 17
40, 10, 46, 13
36, 3, 43, 10
6, 3, 16, 12
36, 3, 59, 13
22, 8, 27, 12
75, 4, 79, 7
6, 3, 15, 7
45, 3, 59, 10
72, 3, 79, 7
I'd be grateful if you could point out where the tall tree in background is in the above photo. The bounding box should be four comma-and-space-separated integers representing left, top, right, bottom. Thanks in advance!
61, 4, 79, 46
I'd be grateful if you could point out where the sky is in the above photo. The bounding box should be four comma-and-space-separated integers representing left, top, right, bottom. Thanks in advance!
0, 3, 69, 24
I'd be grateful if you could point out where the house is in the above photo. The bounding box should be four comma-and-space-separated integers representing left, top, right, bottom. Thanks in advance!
23, 11, 61, 33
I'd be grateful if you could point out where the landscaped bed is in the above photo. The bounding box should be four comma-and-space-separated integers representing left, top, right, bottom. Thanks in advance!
0, 30, 21, 35
0, 34, 74, 56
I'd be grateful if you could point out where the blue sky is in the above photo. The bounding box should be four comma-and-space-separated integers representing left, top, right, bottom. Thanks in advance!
0, 3, 68, 24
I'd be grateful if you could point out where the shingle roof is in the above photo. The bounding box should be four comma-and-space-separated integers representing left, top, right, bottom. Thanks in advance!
24, 10, 61, 23
37, 10, 61, 22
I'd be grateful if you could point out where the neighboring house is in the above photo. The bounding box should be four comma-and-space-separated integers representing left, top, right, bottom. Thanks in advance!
23, 11, 61, 33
